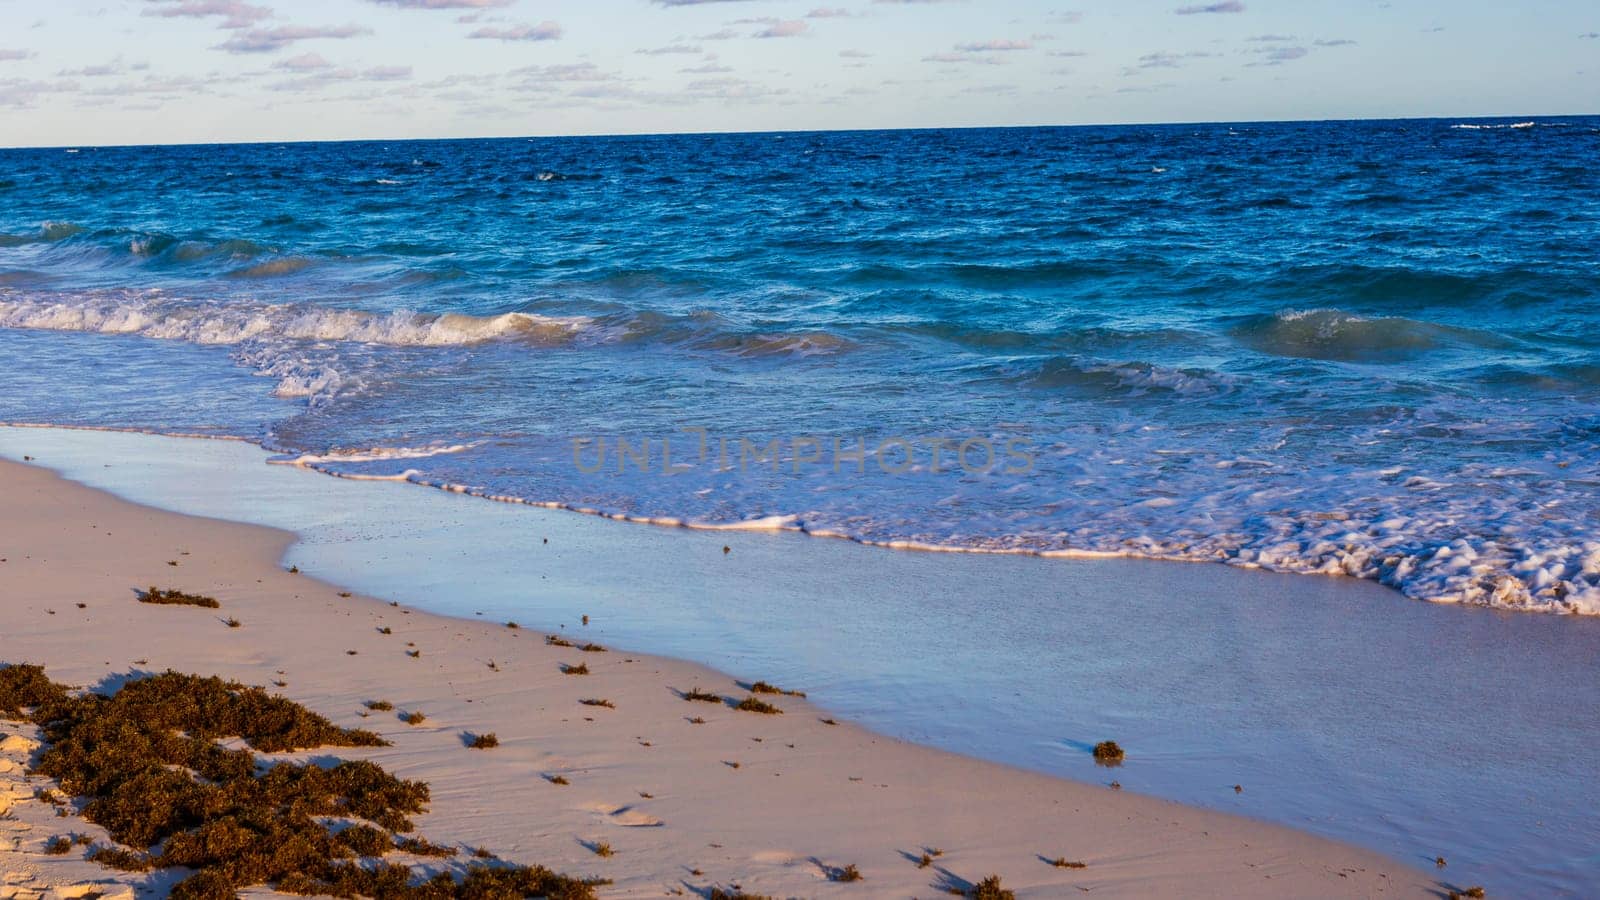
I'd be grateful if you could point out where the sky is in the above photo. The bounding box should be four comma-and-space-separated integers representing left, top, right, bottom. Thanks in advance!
0, 0, 1596, 146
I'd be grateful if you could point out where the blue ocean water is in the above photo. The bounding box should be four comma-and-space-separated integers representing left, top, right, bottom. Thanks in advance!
3, 118, 1599, 611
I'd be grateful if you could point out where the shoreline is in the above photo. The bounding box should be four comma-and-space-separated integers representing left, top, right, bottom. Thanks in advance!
4, 425, 1597, 895
3, 420, 1588, 617
0, 455, 1449, 897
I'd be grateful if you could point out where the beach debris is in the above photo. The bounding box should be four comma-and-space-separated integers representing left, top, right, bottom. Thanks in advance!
722, 545, 731, 555
1436, 856, 1447, 868
0, 665, 603, 898
580, 698, 614, 709
969, 875, 1016, 899
562, 663, 589, 675
734, 696, 782, 715
1050, 857, 1087, 869
682, 688, 720, 703
466, 733, 498, 749
1234, 784, 1243, 794
1092, 740, 1125, 765
825, 863, 862, 882
401, 710, 426, 725
138, 586, 219, 608
748, 680, 805, 697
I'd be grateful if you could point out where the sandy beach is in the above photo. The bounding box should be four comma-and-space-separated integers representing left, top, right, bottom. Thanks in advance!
0, 456, 1455, 898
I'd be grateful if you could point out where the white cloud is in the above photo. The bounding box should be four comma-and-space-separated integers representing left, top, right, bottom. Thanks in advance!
214, 24, 372, 54
953, 39, 1033, 52
142, 0, 273, 30
468, 21, 563, 41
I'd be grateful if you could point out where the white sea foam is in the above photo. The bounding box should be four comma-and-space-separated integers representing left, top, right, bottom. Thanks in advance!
1451, 121, 1538, 130
5, 420, 1597, 615
0, 290, 592, 348
271, 443, 480, 466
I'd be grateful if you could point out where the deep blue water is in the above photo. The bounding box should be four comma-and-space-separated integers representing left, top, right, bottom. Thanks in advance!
3, 118, 1599, 611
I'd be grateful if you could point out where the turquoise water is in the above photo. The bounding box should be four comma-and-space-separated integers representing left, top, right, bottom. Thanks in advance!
3, 120, 1600, 612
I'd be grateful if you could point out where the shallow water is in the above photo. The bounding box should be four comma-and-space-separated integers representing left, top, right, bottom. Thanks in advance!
5, 427, 1596, 895
3, 121, 1600, 612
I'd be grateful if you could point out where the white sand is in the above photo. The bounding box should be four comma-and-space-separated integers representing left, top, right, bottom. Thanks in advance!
0, 459, 1445, 898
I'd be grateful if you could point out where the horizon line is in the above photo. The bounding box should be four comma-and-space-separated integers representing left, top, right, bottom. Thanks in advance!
3, 111, 1593, 152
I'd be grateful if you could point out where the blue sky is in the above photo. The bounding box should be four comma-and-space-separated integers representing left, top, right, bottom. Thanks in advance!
1, 0, 1596, 146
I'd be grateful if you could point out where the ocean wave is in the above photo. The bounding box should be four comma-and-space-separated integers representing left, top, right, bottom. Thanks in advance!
0, 221, 84, 247
1232, 308, 1513, 362
1451, 121, 1537, 130
1018, 356, 1237, 397
228, 256, 316, 278
269, 442, 481, 466
0, 291, 593, 348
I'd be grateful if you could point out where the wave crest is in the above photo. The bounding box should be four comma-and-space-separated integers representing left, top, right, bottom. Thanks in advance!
0, 291, 593, 348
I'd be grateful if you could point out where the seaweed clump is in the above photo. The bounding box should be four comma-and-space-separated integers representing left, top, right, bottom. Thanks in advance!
0, 663, 601, 900
734, 696, 782, 715
1092, 741, 1125, 765
138, 587, 220, 609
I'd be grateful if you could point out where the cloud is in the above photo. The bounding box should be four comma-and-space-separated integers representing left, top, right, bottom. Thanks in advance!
743, 19, 807, 38
954, 39, 1033, 51
1175, 1, 1244, 14
1138, 51, 1183, 68
680, 62, 733, 73
0, 49, 35, 62
1131, 49, 1214, 71
1313, 38, 1356, 47
1247, 45, 1308, 65
362, 65, 411, 80
923, 52, 1004, 65
272, 52, 334, 70
368, 0, 510, 8
57, 58, 150, 76
266, 64, 414, 93
807, 7, 850, 16
0, 77, 80, 108
1246, 34, 1295, 42
636, 44, 703, 55
468, 21, 563, 41
839, 49, 872, 58
142, 0, 273, 30
1580, 32, 1599, 39
214, 24, 372, 53
511, 62, 617, 82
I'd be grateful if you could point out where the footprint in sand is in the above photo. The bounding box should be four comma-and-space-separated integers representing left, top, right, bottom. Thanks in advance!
578, 801, 663, 827
749, 850, 801, 866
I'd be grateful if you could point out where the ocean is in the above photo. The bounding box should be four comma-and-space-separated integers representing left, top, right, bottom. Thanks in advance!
3, 118, 1599, 613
